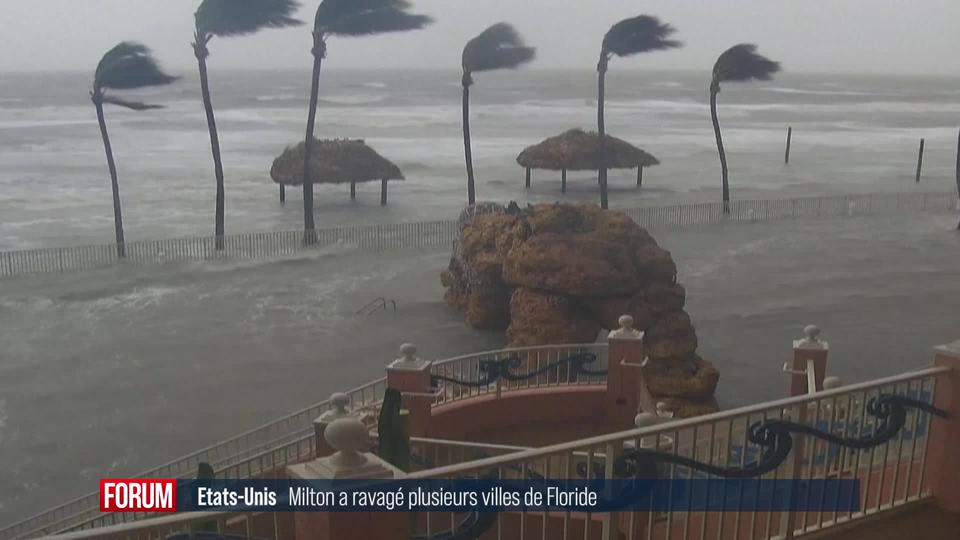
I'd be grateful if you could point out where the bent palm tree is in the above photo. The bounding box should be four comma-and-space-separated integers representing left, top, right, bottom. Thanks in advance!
462, 23, 535, 206
710, 44, 780, 214
91, 42, 177, 258
597, 15, 680, 209
303, 0, 431, 240
193, 0, 302, 248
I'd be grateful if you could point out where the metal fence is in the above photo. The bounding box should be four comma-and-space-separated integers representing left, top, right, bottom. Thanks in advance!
429, 343, 609, 406
2, 192, 955, 279
40, 366, 949, 540
407, 366, 948, 540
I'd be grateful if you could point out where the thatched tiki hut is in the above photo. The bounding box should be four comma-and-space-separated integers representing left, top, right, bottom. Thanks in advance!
271, 139, 404, 206
516, 128, 659, 193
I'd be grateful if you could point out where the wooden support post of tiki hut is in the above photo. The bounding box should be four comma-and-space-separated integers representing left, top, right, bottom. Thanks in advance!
350, 181, 356, 200
280, 184, 286, 205
916, 138, 925, 183
785, 126, 793, 164
637, 166, 643, 188
381, 179, 388, 206
525, 167, 531, 189
561, 169, 567, 193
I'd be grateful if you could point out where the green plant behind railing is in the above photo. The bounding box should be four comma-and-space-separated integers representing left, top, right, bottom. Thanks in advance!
191, 462, 219, 534
377, 388, 411, 471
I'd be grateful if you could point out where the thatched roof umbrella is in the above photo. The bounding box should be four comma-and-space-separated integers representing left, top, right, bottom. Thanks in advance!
516, 128, 659, 193
270, 138, 404, 205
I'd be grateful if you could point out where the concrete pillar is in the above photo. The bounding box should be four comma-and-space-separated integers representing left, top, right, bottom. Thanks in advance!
927, 340, 960, 513
350, 181, 356, 200
313, 393, 354, 458
561, 169, 567, 193
606, 315, 645, 426
525, 167, 531, 189
380, 179, 388, 206
386, 343, 433, 437
788, 325, 829, 396
288, 417, 407, 540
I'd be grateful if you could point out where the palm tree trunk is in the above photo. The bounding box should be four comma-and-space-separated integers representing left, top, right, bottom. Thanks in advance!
196, 53, 226, 249
94, 101, 126, 258
710, 86, 730, 215
955, 128, 960, 230
462, 78, 476, 206
302, 51, 323, 244
597, 59, 609, 210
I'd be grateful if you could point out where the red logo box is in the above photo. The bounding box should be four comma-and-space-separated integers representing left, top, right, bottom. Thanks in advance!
100, 479, 177, 513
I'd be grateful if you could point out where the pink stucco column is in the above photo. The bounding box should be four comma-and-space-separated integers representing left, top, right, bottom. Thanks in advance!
386, 343, 433, 437
927, 340, 960, 513
606, 315, 645, 425
788, 325, 829, 396
288, 417, 407, 540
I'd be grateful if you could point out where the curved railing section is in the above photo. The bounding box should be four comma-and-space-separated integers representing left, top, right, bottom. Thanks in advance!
429, 343, 608, 406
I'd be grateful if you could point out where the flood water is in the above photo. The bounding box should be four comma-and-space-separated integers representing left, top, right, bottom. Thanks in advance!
1, 212, 958, 522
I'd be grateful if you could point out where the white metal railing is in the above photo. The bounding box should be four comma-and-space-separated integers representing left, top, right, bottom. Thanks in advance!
429, 343, 609, 406
2, 191, 955, 279
16, 366, 950, 540
0, 378, 387, 540
407, 366, 949, 540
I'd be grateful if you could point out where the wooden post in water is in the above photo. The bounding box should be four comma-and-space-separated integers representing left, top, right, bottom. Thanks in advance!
955, 129, 960, 211
785, 126, 793, 164
561, 169, 567, 193
637, 166, 643, 188
525, 167, 531, 189
350, 181, 356, 200
380, 179, 388, 206
280, 184, 285, 205
916, 138, 925, 183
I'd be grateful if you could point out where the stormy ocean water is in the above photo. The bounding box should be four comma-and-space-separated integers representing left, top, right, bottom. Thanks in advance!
0, 69, 959, 250
1, 70, 960, 525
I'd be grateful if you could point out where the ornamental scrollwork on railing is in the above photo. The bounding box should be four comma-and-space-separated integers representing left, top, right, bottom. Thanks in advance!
609, 394, 947, 480
430, 352, 607, 389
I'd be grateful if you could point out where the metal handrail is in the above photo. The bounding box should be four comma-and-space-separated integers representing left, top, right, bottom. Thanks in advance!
409, 366, 951, 479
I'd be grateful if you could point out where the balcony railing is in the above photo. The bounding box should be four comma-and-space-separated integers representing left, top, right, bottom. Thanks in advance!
30, 365, 949, 540
429, 343, 609, 405
405, 366, 948, 540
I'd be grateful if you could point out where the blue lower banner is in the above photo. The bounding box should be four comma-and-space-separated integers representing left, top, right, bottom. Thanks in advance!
173, 479, 860, 513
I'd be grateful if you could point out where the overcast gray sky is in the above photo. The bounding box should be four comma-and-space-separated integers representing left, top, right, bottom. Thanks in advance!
1, 0, 957, 75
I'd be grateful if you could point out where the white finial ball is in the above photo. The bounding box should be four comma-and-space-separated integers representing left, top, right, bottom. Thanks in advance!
324, 417, 370, 454
618, 315, 634, 330
635, 412, 658, 428
804, 325, 821, 341
400, 343, 417, 358
330, 392, 350, 411
823, 376, 843, 390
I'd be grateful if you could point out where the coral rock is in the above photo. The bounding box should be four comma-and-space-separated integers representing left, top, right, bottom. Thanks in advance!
506, 288, 600, 347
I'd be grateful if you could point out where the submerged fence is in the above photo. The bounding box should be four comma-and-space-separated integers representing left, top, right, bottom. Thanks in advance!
1, 192, 955, 279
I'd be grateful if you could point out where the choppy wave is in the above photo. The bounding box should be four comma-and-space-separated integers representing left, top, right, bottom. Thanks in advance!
763, 86, 891, 97
255, 93, 299, 102
319, 94, 387, 106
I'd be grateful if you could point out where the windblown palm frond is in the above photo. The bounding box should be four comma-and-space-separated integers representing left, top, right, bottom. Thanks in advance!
94, 42, 178, 92
315, 0, 431, 36
195, 0, 303, 37
602, 15, 681, 58
463, 23, 536, 74
712, 43, 780, 85
101, 96, 164, 111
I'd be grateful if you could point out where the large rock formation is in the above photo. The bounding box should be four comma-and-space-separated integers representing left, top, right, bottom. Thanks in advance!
441, 202, 719, 417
